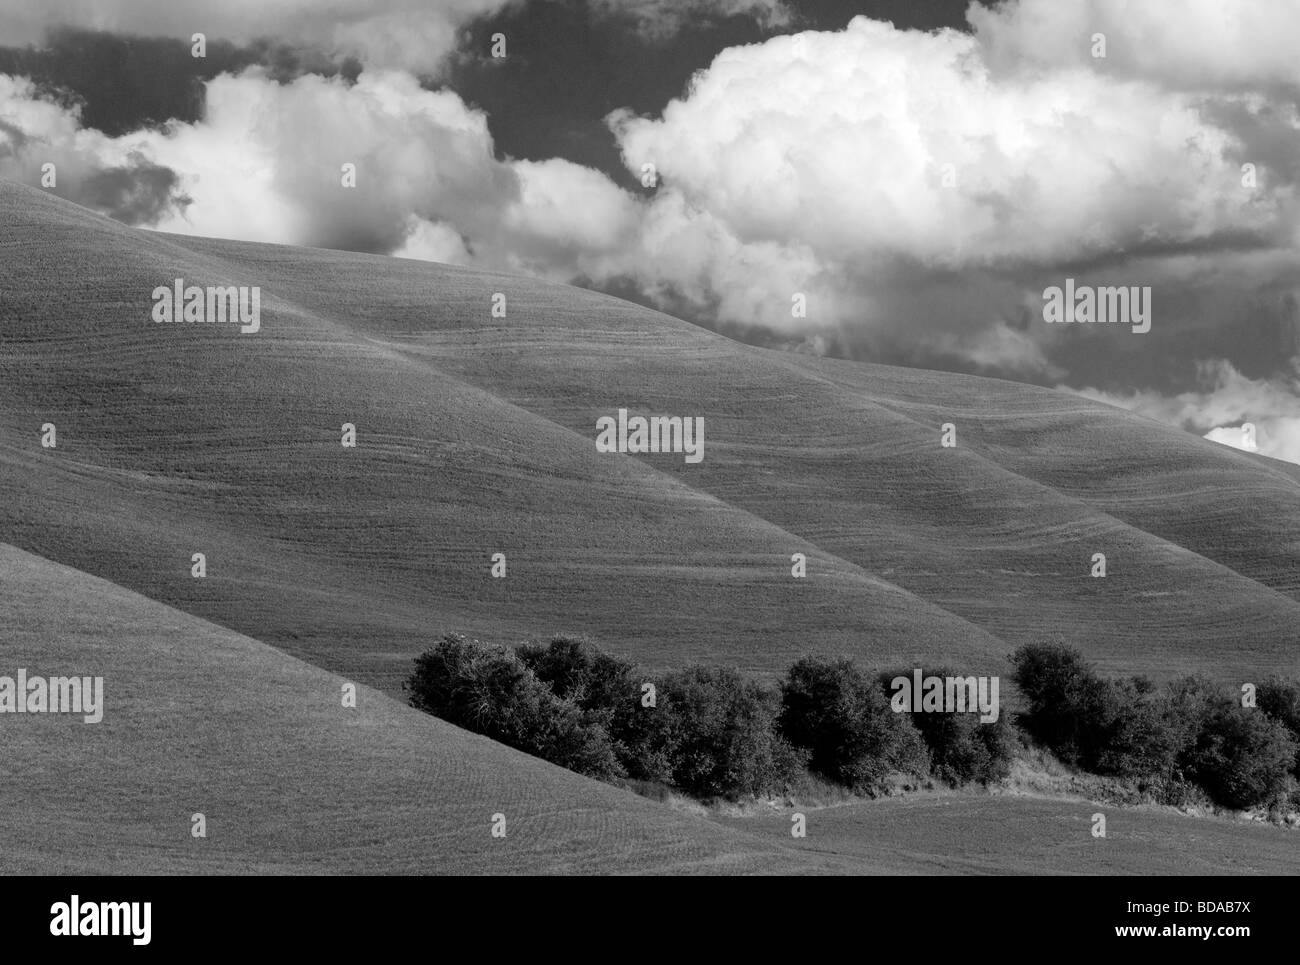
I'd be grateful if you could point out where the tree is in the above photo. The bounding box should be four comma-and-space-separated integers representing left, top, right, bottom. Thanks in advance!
781, 657, 928, 792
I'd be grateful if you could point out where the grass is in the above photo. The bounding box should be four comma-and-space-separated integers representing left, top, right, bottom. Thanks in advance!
0, 542, 833, 875
716, 792, 1300, 875
4, 181, 1298, 693
2, 179, 1299, 873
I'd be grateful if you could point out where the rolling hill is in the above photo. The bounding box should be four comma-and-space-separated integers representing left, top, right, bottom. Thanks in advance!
4, 541, 1297, 875
0, 541, 858, 874
3, 179, 1300, 874
2, 180, 1297, 692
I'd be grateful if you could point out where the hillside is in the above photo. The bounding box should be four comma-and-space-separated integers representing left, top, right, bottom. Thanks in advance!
5, 541, 1298, 875
4, 180, 1300, 875
0, 541, 853, 874
2, 180, 1297, 693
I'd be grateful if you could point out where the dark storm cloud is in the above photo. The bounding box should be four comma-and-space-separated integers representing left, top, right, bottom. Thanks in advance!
0, 119, 31, 156
789, 0, 973, 31
81, 153, 192, 225
0, 27, 361, 137
726, 251, 1300, 400
1036, 260, 1300, 396
1196, 95, 1300, 189
445, 0, 774, 186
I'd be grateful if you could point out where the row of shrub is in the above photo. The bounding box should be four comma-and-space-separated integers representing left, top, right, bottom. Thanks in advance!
406, 634, 1300, 810
1010, 642, 1300, 809
405, 634, 1013, 800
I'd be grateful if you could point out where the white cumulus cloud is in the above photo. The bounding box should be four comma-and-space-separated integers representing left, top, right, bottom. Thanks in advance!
970, 0, 1300, 91
5, 0, 1300, 464
602, 15, 1297, 338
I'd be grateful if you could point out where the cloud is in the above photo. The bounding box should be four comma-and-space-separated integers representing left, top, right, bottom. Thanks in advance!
143, 68, 646, 277
82, 154, 192, 223
0, 75, 190, 225
588, 0, 791, 38
969, 0, 1300, 91
611, 20, 1267, 267
8, 5, 1300, 371
601, 14, 1300, 353
1, 65, 648, 283
4, 1, 1300, 466
0, 0, 514, 73
0, 27, 366, 137
1203, 425, 1258, 452
1069, 360, 1300, 465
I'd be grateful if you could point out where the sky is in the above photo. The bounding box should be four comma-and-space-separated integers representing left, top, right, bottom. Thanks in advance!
1, 0, 1298, 464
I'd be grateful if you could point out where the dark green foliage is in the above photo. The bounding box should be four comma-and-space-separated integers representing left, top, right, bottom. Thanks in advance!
406, 633, 619, 779
1256, 678, 1300, 779
1184, 706, 1296, 809
1257, 678, 1300, 733
1011, 644, 1176, 780
661, 665, 807, 799
410, 634, 1298, 812
1169, 677, 1296, 809
780, 657, 929, 793
517, 635, 623, 706
1012, 645, 1296, 809
1009, 642, 1109, 768
1090, 677, 1179, 783
1161, 676, 1231, 759
518, 635, 676, 783
878, 667, 1014, 786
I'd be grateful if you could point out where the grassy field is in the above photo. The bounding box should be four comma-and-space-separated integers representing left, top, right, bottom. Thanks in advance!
5, 544, 1295, 875
0, 542, 843, 874
3, 181, 1298, 691
718, 793, 1300, 875
2, 180, 1298, 873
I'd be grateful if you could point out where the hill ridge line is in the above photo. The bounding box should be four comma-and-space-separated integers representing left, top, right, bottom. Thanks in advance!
6, 179, 1296, 682
0, 538, 846, 874
340, 329, 1016, 653
0, 198, 1014, 671
137, 220, 1300, 653
55, 208, 1019, 658
746, 345, 1300, 616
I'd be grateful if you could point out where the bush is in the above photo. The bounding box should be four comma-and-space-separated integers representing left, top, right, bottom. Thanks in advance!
1168, 677, 1296, 809
1011, 655, 1296, 809
780, 657, 928, 793
1009, 642, 1110, 768
517, 635, 677, 783
516, 635, 628, 708
1010, 643, 1176, 780
1257, 678, 1300, 779
1184, 706, 1296, 809
610, 676, 680, 785
879, 667, 1014, 786
406, 634, 619, 779
1088, 677, 1181, 783
415, 634, 1300, 811
1161, 676, 1229, 753
661, 665, 806, 799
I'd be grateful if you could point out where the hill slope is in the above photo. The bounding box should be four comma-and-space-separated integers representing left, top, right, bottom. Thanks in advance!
0, 541, 852, 874
2, 180, 1297, 690
5, 541, 1297, 875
